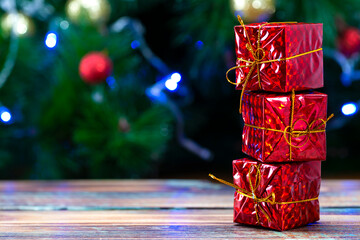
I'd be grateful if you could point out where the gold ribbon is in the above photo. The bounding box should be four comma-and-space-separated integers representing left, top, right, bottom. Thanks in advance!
209, 165, 319, 224
244, 89, 334, 160
226, 16, 323, 113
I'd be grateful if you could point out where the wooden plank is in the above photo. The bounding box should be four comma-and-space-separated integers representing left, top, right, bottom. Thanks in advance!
0, 180, 359, 210
0, 180, 232, 210
0, 209, 358, 239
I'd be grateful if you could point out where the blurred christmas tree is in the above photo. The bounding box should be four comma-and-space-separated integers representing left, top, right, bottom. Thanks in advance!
1, 0, 360, 179
0, 0, 173, 179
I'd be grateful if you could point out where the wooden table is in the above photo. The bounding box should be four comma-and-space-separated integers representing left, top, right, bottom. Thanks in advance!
0, 179, 359, 239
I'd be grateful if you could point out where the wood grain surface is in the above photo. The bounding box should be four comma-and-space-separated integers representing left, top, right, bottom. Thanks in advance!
0, 179, 359, 239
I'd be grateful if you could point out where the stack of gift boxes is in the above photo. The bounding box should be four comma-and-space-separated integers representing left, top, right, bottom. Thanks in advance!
219, 17, 333, 231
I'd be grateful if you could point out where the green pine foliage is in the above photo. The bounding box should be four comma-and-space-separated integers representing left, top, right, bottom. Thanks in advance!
173, 0, 236, 98
0, 4, 173, 179
0, 31, 49, 178
36, 23, 172, 178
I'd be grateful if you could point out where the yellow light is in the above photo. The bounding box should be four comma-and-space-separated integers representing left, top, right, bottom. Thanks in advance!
66, 0, 111, 25
252, 0, 262, 9
230, 0, 275, 23
1, 13, 34, 37
233, 0, 247, 10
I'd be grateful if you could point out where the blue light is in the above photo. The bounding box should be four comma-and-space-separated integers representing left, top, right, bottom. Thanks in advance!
60, 20, 69, 30
165, 79, 178, 91
106, 76, 116, 89
341, 102, 357, 116
131, 40, 140, 49
195, 40, 204, 49
171, 72, 181, 82
0, 110, 11, 123
45, 32, 57, 49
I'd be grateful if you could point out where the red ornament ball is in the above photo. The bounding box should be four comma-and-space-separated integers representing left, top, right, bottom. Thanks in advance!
337, 27, 360, 58
79, 52, 113, 84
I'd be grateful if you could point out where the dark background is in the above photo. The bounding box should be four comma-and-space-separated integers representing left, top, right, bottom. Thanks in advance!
0, 0, 359, 179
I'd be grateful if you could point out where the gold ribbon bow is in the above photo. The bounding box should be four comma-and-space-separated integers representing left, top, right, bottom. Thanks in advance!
244, 89, 334, 160
226, 16, 323, 113
209, 165, 319, 224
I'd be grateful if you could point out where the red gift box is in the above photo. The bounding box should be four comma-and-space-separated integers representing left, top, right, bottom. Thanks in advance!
231, 20, 323, 93
233, 158, 321, 231
242, 90, 332, 162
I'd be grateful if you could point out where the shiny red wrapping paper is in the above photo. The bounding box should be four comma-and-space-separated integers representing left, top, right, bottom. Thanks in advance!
234, 22, 323, 92
242, 91, 328, 162
233, 158, 321, 231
